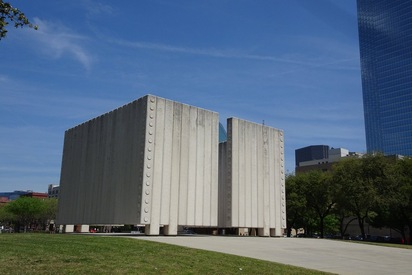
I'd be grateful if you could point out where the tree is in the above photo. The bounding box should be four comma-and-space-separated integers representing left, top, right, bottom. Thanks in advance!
285, 174, 307, 237
0, 203, 14, 227
370, 157, 412, 244
299, 170, 336, 238
4, 197, 44, 232
39, 198, 58, 224
333, 157, 374, 239
333, 154, 394, 239
395, 157, 412, 244
0, 1, 37, 39
331, 200, 357, 238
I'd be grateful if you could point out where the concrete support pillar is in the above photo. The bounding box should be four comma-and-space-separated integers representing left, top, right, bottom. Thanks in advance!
258, 227, 270, 237
80, 225, 90, 233
65, 225, 74, 233
270, 228, 278, 237
163, 225, 177, 236
145, 225, 159, 235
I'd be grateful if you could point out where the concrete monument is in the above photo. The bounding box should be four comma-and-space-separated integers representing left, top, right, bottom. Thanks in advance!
218, 118, 286, 236
57, 95, 285, 236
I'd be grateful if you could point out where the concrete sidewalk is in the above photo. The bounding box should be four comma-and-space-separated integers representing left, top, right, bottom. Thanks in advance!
133, 236, 411, 274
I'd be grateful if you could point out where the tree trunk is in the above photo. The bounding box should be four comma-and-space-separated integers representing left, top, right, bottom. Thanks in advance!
357, 215, 366, 239
338, 215, 357, 238
319, 216, 324, 238
338, 216, 344, 237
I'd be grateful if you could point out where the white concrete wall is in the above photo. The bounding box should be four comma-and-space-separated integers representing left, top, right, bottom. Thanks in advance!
143, 96, 219, 235
57, 96, 148, 225
218, 118, 286, 236
57, 95, 219, 235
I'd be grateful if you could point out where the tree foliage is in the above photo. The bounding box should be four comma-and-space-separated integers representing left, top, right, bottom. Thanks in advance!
298, 170, 336, 238
1, 197, 57, 232
369, 157, 412, 243
5, 197, 44, 231
0, 0, 37, 40
333, 156, 381, 239
286, 154, 412, 244
285, 174, 307, 236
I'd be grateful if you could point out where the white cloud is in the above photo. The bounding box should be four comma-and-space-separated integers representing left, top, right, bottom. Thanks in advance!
109, 39, 319, 66
83, 0, 114, 17
26, 18, 93, 70
108, 37, 360, 76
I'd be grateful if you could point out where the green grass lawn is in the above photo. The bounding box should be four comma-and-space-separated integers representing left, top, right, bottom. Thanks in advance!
0, 234, 329, 274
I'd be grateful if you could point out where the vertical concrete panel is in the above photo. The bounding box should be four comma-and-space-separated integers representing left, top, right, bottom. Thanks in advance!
149, 97, 166, 234
250, 124, 258, 228
94, 115, 107, 222
186, 106, 197, 225
256, 123, 264, 228
230, 118, 239, 227
268, 129, 277, 228
274, 130, 283, 234
277, 130, 284, 232
142, 96, 156, 227
89, 116, 101, 222
82, 119, 94, 221
244, 121, 252, 227
113, 107, 128, 221
209, 113, 219, 226
202, 111, 212, 225
262, 125, 271, 236
101, 112, 116, 223
77, 122, 89, 222
237, 120, 246, 226
160, 100, 174, 225
178, 104, 190, 225
132, 100, 147, 225
210, 114, 219, 226
227, 120, 233, 227
58, 129, 75, 222
195, 109, 205, 225
218, 142, 228, 227
280, 130, 287, 230
166, 102, 182, 235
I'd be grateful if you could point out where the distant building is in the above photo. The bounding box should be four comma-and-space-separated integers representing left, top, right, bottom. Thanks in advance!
357, 0, 412, 156
295, 145, 329, 167
48, 184, 60, 199
0, 191, 31, 201
295, 145, 363, 173
0, 197, 10, 205
21, 192, 48, 199
0, 190, 48, 201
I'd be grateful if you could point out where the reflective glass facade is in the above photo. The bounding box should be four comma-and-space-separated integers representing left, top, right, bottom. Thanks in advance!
219, 122, 227, 143
295, 145, 329, 167
357, 0, 412, 156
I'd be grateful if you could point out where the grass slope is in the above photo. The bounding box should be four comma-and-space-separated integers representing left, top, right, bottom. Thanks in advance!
0, 234, 329, 274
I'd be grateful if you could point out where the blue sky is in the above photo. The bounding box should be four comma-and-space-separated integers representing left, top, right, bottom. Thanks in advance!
0, 0, 364, 192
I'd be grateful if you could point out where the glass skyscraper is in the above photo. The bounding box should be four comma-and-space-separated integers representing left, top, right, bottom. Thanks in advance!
357, 0, 412, 156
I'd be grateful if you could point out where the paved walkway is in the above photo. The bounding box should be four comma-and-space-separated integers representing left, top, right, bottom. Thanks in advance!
132, 236, 411, 274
